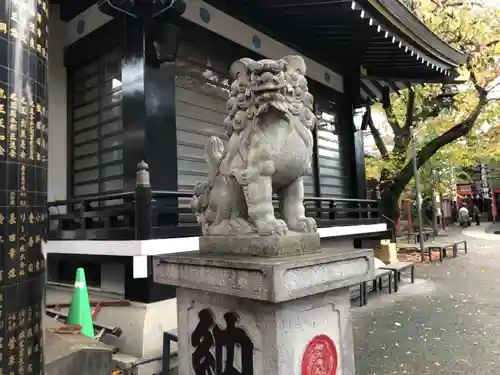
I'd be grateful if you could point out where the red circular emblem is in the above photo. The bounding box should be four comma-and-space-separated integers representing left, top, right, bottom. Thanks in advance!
301, 334, 338, 375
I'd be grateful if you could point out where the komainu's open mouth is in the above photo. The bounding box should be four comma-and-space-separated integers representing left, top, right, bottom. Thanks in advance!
253, 83, 284, 93
249, 59, 286, 96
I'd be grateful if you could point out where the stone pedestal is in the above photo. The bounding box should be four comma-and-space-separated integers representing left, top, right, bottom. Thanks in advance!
154, 247, 374, 375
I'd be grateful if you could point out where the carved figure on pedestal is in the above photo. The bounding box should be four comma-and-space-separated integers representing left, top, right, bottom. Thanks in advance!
191, 55, 317, 237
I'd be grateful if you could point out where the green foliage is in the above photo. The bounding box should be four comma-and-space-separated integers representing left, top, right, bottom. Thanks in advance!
366, 0, 500, 205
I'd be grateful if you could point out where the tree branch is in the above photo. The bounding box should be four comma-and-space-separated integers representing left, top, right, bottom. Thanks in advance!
431, 0, 483, 9
413, 104, 441, 123
381, 85, 413, 154
367, 113, 389, 159
386, 94, 487, 203
487, 77, 500, 94
466, 55, 487, 97
404, 87, 415, 131
486, 39, 500, 48
381, 86, 402, 137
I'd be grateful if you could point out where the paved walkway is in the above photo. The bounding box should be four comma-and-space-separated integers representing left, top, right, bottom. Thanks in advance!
485, 221, 500, 235
353, 224, 500, 375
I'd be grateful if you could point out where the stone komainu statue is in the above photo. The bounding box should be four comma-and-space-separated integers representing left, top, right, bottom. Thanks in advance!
191, 55, 317, 237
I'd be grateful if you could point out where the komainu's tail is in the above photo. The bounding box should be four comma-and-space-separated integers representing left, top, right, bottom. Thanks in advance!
190, 136, 225, 223
206, 136, 225, 180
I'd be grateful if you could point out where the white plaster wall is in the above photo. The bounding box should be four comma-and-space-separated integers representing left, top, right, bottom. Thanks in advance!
48, 4, 67, 202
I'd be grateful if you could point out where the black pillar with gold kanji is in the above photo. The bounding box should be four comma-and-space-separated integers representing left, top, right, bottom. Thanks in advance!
0, 0, 49, 374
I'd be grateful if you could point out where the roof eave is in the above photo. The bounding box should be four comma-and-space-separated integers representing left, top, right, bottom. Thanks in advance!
363, 0, 466, 67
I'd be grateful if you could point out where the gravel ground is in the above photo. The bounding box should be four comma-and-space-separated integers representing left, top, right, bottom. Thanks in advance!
353, 224, 500, 375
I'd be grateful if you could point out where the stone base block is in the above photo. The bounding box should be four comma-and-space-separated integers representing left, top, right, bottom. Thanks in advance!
46, 286, 178, 375
156, 246, 375, 375
177, 287, 355, 375
45, 327, 113, 375
199, 231, 320, 257
155, 247, 374, 302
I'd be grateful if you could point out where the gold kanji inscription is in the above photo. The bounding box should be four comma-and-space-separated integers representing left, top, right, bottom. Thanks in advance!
8, 337, 15, 350
7, 268, 16, 279
7, 313, 17, 331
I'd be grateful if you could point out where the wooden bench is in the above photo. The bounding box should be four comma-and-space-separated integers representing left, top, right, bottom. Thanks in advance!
359, 268, 393, 306
379, 262, 415, 292
427, 239, 467, 262
427, 243, 454, 262
411, 229, 435, 244
454, 240, 468, 256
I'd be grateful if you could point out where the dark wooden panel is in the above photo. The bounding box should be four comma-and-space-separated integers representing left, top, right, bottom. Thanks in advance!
174, 55, 229, 200
59, 0, 96, 22
68, 47, 124, 199
315, 105, 349, 198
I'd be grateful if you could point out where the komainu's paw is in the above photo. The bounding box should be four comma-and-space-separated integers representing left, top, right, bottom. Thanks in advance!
288, 217, 317, 233
255, 218, 288, 236
231, 168, 259, 186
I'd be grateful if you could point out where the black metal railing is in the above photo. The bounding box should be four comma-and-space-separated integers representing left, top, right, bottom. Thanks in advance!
47, 163, 381, 241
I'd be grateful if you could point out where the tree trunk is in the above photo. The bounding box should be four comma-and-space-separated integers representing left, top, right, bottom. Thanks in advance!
440, 194, 446, 230
379, 184, 400, 230
432, 188, 438, 235
378, 96, 487, 225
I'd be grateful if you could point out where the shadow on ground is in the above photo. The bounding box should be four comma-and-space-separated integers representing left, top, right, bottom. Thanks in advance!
486, 222, 500, 234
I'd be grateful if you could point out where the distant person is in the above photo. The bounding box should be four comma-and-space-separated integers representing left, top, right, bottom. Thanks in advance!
458, 204, 470, 227
452, 203, 458, 223
473, 205, 481, 226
